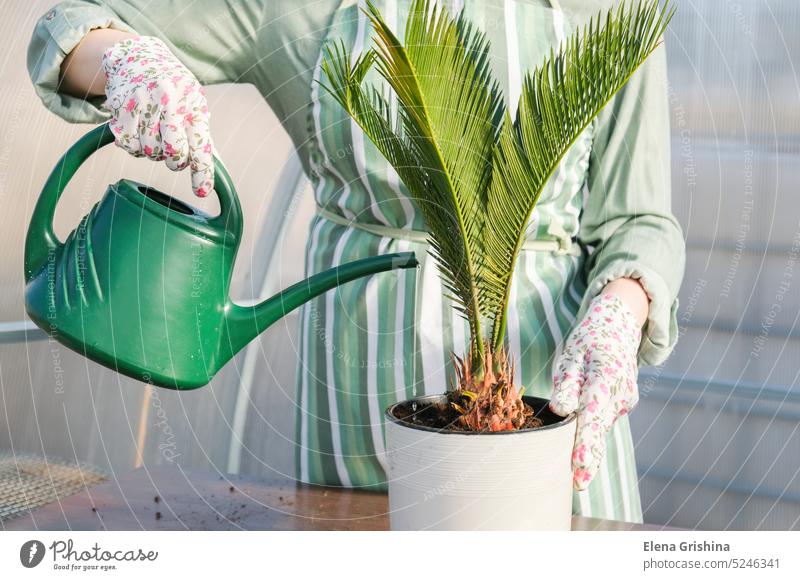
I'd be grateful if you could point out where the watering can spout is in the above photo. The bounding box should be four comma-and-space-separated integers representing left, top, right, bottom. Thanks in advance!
221, 252, 418, 360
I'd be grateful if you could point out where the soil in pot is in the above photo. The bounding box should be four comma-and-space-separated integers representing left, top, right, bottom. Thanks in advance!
390, 395, 566, 432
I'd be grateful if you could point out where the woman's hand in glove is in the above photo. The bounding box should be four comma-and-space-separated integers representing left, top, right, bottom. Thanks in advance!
102, 36, 213, 197
550, 284, 646, 491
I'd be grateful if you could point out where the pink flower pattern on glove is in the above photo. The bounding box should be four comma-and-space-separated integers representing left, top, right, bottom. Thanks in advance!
102, 36, 214, 197
550, 293, 642, 491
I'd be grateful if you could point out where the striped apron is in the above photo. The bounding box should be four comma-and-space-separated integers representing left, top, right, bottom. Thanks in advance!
295, 0, 643, 523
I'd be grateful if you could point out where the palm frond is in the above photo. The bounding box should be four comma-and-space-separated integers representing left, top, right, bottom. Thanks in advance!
320, 0, 505, 362
485, 0, 674, 351
320, 0, 674, 372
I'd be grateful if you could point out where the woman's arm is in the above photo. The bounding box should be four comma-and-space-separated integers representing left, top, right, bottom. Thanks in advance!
29, 1, 347, 181
578, 42, 685, 366
27, 1, 262, 123
60, 28, 135, 98
602, 277, 650, 328
28, 1, 264, 196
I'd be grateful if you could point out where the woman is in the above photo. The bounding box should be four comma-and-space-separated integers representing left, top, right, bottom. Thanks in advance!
28, 0, 685, 523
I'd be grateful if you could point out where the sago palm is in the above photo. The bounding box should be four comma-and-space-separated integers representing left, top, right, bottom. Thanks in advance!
320, 0, 673, 431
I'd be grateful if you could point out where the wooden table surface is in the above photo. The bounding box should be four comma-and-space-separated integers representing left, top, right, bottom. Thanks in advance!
3, 466, 675, 531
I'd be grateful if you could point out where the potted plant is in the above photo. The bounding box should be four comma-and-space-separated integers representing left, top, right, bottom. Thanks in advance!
321, 0, 672, 530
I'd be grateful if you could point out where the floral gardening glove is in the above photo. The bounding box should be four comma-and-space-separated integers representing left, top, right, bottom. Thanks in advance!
549, 293, 642, 491
102, 36, 214, 197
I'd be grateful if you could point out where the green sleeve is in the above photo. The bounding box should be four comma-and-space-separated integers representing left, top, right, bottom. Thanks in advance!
578, 43, 686, 367
248, 1, 340, 175
27, 0, 264, 124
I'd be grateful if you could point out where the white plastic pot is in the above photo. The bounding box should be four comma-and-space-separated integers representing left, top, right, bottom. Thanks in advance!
385, 394, 577, 530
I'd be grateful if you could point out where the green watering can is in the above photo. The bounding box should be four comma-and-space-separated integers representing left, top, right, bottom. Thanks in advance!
24, 123, 418, 390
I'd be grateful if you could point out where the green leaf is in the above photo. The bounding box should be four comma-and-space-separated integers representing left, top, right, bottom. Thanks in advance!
320, 0, 505, 364
319, 0, 674, 368
485, 0, 674, 350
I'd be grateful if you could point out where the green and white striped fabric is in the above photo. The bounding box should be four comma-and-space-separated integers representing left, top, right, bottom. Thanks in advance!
296, 0, 643, 523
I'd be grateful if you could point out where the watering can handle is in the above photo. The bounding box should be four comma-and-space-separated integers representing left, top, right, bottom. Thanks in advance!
24, 122, 242, 282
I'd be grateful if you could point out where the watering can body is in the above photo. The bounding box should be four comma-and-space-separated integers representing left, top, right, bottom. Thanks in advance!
24, 124, 417, 390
